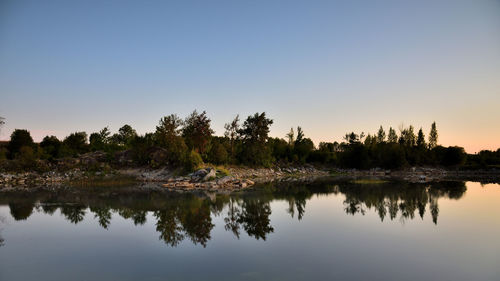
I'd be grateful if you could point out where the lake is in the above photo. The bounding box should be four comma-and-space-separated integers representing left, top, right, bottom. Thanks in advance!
0, 180, 498, 281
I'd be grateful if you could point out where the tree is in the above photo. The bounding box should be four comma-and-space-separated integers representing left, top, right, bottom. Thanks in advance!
428, 122, 438, 149
399, 125, 416, 147
182, 110, 214, 154
155, 114, 183, 146
416, 128, 426, 148
239, 113, 273, 144
0, 117, 4, 134
286, 127, 294, 145
155, 115, 187, 166
294, 138, 314, 163
224, 115, 240, 159
7, 129, 34, 159
63, 132, 88, 155
387, 127, 398, 143
40, 135, 61, 159
376, 126, 386, 143
344, 132, 359, 144
238, 112, 273, 166
111, 124, 137, 147
295, 127, 304, 144
89, 127, 111, 151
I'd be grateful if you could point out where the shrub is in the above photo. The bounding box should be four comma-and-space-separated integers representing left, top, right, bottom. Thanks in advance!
184, 150, 203, 172
7, 129, 34, 159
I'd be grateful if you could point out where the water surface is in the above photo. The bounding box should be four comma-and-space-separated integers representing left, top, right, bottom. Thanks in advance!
0, 180, 498, 281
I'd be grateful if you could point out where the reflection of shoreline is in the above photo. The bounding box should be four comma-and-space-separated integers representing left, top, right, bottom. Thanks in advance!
0, 181, 467, 247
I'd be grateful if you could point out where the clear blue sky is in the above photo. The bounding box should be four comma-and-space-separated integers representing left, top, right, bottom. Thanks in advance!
1, 0, 499, 152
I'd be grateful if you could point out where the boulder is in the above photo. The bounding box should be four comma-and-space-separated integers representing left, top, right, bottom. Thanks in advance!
216, 176, 234, 185
202, 168, 216, 181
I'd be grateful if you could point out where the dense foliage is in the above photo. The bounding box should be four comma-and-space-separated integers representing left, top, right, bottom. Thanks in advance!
0, 112, 497, 172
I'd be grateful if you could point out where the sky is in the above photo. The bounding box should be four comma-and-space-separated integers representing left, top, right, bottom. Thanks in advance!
0, 0, 499, 153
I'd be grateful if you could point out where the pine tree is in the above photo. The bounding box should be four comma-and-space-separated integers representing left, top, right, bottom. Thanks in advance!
376, 126, 386, 143
428, 122, 438, 149
387, 127, 398, 143
416, 128, 426, 148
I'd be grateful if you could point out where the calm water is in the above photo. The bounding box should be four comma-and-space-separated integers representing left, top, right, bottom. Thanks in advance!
0, 180, 499, 281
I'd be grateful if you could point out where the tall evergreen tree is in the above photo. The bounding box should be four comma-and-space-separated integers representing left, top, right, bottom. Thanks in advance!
387, 127, 398, 143
428, 122, 438, 149
416, 128, 426, 148
376, 126, 386, 143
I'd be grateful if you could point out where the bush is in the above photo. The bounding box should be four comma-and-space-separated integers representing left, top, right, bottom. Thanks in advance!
184, 150, 203, 172
7, 129, 34, 159
18, 146, 37, 169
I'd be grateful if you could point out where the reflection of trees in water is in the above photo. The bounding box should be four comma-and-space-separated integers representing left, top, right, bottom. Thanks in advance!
60, 204, 86, 224
119, 209, 147, 226
90, 207, 112, 229
236, 199, 274, 240
154, 198, 214, 247
340, 181, 466, 224
9, 201, 35, 221
224, 198, 241, 239
1, 181, 467, 247
0, 215, 5, 247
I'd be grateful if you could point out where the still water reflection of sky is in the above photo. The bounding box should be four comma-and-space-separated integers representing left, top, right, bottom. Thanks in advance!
0, 181, 498, 281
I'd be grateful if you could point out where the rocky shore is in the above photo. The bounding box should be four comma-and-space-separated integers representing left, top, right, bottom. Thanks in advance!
0, 165, 498, 193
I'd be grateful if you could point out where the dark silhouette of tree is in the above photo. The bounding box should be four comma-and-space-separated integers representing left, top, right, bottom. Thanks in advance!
89, 127, 111, 151
238, 112, 273, 166
40, 135, 61, 160
387, 127, 398, 143
63, 132, 88, 156
416, 128, 426, 148
428, 122, 438, 149
7, 129, 34, 159
376, 126, 386, 143
112, 124, 137, 147
293, 127, 314, 163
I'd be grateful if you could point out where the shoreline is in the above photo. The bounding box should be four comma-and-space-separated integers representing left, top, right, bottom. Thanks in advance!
0, 165, 499, 193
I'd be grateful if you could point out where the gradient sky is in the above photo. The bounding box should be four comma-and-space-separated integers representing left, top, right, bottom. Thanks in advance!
0, 0, 499, 153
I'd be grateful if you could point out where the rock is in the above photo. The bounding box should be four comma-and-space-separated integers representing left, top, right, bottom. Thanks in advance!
216, 176, 234, 185
202, 168, 216, 181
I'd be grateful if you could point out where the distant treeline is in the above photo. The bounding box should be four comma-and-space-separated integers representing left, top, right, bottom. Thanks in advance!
0, 112, 499, 171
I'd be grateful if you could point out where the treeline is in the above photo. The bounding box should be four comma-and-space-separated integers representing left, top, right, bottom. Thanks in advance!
0, 111, 499, 171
